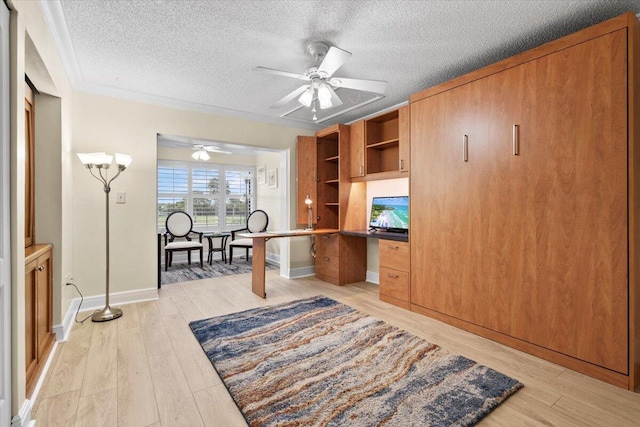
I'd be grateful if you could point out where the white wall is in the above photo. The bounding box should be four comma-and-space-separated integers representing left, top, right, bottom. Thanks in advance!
255, 151, 283, 260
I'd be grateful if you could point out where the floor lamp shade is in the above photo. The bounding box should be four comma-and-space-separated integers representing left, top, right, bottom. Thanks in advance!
77, 152, 132, 322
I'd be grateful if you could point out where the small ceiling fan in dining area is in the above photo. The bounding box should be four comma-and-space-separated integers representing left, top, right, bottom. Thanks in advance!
253, 42, 388, 118
191, 144, 231, 161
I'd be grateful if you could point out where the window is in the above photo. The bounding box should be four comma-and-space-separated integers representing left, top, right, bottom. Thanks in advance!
157, 160, 254, 231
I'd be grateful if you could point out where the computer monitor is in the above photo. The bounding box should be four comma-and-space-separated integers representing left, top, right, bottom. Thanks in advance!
369, 196, 409, 233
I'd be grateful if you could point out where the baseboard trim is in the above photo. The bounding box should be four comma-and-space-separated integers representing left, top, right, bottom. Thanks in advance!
11, 398, 35, 427
284, 266, 315, 279
53, 287, 158, 345
266, 252, 280, 265
366, 271, 380, 285
76, 287, 159, 313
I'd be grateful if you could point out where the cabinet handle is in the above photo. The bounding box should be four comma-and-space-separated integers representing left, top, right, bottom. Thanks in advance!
388, 273, 399, 279
360, 164, 364, 176
388, 245, 399, 250
463, 135, 468, 162
512, 124, 519, 156
323, 256, 330, 261
399, 159, 404, 170
36, 265, 44, 272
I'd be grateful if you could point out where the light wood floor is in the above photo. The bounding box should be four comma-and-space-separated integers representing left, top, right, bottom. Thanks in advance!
32, 271, 640, 426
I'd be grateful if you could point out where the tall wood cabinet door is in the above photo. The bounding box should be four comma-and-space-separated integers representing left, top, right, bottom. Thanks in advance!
24, 83, 34, 248
520, 29, 628, 373
349, 120, 365, 178
36, 251, 52, 360
296, 136, 317, 225
410, 81, 489, 317
471, 62, 533, 335
24, 259, 38, 380
398, 105, 410, 172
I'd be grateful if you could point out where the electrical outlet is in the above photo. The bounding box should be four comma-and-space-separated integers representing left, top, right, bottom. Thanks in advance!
116, 192, 126, 204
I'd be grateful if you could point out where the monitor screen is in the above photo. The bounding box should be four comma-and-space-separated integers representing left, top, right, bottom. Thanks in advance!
369, 196, 409, 232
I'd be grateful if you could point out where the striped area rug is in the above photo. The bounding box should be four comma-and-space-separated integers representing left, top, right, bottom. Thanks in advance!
189, 296, 522, 426
161, 260, 277, 285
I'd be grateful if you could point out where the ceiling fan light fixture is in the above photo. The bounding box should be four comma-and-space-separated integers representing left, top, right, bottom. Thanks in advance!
192, 148, 210, 161
317, 83, 333, 109
298, 86, 314, 107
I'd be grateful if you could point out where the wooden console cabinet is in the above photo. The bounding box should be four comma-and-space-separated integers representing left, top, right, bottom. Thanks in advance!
409, 12, 640, 390
25, 244, 54, 397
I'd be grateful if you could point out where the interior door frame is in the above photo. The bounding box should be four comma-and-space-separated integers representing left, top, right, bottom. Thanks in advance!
0, 2, 11, 424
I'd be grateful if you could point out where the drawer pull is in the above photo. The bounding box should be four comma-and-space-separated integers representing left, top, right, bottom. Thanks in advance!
322, 235, 331, 240
323, 256, 330, 261
387, 273, 399, 279
388, 245, 399, 250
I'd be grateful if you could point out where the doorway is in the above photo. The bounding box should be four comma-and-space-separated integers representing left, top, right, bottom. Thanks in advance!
156, 134, 289, 286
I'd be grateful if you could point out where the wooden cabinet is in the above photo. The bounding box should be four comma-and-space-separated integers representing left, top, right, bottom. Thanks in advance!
315, 233, 366, 286
365, 106, 410, 177
295, 124, 367, 285
349, 120, 365, 178
409, 13, 639, 389
25, 82, 35, 247
296, 136, 317, 226
25, 244, 54, 398
379, 239, 410, 309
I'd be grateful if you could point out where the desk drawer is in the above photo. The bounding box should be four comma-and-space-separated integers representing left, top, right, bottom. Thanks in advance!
315, 254, 339, 281
379, 267, 409, 302
379, 240, 409, 272
315, 234, 340, 257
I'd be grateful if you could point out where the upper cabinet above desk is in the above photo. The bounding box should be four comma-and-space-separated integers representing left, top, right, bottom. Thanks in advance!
350, 105, 410, 181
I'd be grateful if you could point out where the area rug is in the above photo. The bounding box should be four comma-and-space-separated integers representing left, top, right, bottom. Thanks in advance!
161, 260, 277, 285
189, 296, 523, 426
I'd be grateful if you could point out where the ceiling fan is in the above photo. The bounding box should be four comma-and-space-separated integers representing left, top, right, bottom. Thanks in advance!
192, 144, 231, 161
254, 42, 388, 118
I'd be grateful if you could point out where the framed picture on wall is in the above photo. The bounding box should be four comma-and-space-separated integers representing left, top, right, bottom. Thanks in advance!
267, 169, 278, 189
257, 165, 266, 184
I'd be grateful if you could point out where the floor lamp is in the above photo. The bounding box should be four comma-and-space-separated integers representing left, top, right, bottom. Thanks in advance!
77, 152, 132, 322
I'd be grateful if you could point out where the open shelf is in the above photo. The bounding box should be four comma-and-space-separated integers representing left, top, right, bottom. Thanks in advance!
366, 109, 402, 174
367, 138, 399, 150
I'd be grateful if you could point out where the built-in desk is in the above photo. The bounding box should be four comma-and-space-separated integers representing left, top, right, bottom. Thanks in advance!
340, 229, 408, 242
237, 228, 339, 298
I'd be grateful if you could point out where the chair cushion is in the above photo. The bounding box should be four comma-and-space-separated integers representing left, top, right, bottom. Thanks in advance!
165, 241, 203, 250
229, 238, 254, 247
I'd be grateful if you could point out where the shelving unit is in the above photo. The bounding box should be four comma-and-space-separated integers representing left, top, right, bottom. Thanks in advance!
366, 110, 400, 174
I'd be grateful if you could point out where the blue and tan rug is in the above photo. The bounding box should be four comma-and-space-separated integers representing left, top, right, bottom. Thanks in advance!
161, 260, 277, 285
189, 296, 523, 426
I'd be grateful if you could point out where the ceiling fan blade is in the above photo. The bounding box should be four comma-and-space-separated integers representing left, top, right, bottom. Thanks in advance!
253, 66, 309, 80
270, 85, 309, 108
317, 46, 351, 77
330, 77, 387, 95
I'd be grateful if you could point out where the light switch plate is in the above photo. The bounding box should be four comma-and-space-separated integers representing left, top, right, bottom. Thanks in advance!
116, 192, 126, 204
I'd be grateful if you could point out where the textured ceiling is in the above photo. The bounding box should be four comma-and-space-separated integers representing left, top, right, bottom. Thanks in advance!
41, 0, 640, 131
